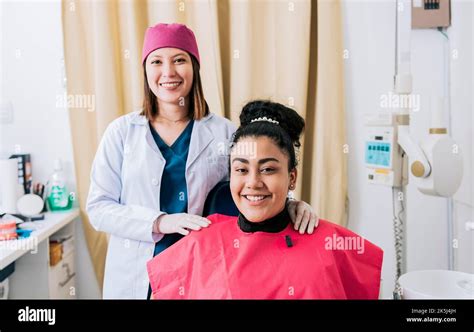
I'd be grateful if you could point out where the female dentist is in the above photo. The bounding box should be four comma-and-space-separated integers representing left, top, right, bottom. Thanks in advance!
86, 23, 318, 299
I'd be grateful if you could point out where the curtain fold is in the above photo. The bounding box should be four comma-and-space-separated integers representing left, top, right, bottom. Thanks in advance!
61, 0, 347, 289
302, 0, 348, 227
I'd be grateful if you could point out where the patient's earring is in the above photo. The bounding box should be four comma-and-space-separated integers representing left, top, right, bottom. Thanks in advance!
288, 184, 296, 200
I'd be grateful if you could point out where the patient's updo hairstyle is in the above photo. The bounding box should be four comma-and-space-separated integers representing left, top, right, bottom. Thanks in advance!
231, 100, 305, 171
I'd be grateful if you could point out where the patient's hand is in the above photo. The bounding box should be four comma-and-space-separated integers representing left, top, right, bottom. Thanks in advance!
288, 200, 319, 234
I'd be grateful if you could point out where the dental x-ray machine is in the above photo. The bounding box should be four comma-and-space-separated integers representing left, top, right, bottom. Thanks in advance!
364, 0, 463, 298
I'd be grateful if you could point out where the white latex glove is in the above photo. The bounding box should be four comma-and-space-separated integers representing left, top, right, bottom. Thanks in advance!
288, 200, 319, 235
153, 213, 211, 236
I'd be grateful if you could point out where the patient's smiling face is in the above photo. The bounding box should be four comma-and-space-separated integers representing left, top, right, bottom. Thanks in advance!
230, 136, 297, 223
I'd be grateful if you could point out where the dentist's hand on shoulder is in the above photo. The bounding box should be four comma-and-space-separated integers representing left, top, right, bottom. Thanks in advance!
153, 213, 211, 236
288, 200, 319, 235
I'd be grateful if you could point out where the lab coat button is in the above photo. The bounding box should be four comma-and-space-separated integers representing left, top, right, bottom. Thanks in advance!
151, 178, 159, 186
146, 248, 152, 255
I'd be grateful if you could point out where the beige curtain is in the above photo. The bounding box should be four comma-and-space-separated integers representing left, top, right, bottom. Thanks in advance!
62, 0, 347, 288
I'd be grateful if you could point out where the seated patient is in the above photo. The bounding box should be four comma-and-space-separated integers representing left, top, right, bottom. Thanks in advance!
147, 100, 383, 299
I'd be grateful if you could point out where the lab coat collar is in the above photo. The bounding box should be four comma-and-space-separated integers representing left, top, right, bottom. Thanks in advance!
129, 110, 214, 125
132, 110, 215, 167
187, 114, 214, 169
130, 111, 148, 125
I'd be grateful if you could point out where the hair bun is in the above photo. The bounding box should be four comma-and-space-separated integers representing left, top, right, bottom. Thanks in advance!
240, 100, 305, 147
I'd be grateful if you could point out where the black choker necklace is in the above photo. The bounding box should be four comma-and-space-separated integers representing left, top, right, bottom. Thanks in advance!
238, 206, 290, 233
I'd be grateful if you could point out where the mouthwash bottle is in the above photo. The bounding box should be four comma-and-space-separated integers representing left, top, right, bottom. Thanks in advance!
47, 159, 73, 211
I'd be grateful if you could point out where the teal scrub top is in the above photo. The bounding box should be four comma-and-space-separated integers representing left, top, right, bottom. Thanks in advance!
149, 120, 194, 256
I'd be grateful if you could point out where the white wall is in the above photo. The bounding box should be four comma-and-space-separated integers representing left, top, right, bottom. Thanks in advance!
448, 0, 473, 276
0, 0, 101, 298
342, 0, 473, 298
1, 0, 471, 300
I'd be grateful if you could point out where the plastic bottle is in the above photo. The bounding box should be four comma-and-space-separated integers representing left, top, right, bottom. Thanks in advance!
47, 159, 73, 211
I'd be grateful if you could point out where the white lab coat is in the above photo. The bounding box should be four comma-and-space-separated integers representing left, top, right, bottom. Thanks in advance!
86, 111, 236, 299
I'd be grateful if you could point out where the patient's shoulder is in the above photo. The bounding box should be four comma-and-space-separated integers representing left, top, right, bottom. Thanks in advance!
206, 213, 237, 225
312, 219, 382, 250
317, 219, 383, 257
316, 219, 360, 237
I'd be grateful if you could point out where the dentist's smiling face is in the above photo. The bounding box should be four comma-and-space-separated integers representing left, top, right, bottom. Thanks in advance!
145, 47, 194, 105
230, 136, 297, 223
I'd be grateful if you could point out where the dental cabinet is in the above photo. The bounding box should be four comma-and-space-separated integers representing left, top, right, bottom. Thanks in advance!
0, 209, 79, 299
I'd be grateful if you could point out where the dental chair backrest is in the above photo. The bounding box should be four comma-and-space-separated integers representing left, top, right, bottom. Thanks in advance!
202, 181, 239, 217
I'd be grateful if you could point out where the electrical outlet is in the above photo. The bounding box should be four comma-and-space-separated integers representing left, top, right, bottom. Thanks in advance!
0, 101, 14, 124
412, 0, 451, 29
